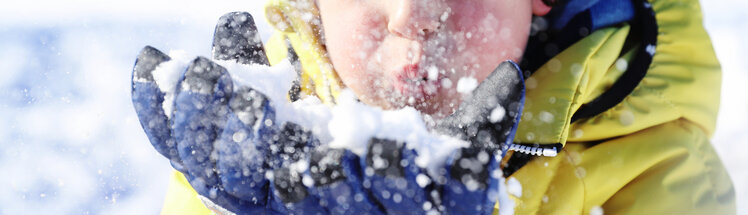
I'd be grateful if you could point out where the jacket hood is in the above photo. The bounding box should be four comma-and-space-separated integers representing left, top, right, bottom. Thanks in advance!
514, 0, 721, 150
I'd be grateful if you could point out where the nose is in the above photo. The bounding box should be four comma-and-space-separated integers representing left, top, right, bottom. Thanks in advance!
387, 0, 447, 40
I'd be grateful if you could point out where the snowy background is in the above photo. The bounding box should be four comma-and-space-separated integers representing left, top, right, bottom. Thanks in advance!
0, 0, 745, 214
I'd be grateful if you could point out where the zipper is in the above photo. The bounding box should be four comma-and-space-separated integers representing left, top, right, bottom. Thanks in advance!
504, 142, 558, 157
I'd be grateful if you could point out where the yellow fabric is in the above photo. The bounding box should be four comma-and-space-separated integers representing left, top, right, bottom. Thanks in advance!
265, 33, 316, 98
264, 0, 344, 105
161, 0, 735, 214
502, 0, 734, 214
161, 171, 213, 215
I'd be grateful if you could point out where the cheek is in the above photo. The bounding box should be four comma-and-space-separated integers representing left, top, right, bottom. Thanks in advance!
320, 5, 390, 100
446, 1, 530, 80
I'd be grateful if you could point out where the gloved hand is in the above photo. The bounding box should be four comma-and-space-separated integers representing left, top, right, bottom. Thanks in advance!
434, 60, 525, 214
131, 11, 526, 215
132, 12, 284, 214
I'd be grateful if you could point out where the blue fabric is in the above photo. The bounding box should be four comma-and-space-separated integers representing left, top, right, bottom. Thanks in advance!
308, 150, 384, 215
131, 47, 526, 214
217, 112, 269, 202
590, 0, 635, 30
551, 0, 635, 31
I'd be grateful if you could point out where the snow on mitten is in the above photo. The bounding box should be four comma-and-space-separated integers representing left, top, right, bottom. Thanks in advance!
306, 147, 386, 215
215, 86, 274, 204
363, 138, 435, 214
436, 61, 526, 214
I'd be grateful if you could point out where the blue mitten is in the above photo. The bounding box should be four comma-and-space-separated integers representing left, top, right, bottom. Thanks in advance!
132, 11, 526, 215
132, 12, 274, 214
436, 61, 525, 214
268, 62, 526, 215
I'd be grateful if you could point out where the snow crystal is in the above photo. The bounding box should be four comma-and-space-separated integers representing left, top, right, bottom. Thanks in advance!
489, 105, 505, 123
218, 59, 296, 105
573, 129, 584, 138
619, 110, 635, 126
646, 44, 656, 56
302, 175, 314, 187
441, 78, 453, 88
422, 201, 433, 210
539, 111, 554, 123
525, 77, 538, 89
575, 167, 587, 179
152, 50, 192, 118
232, 131, 247, 142
456, 77, 478, 94
326, 90, 469, 172
392, 193, 403, 203
440, 11, 450, 22
381, 190, 391, 199
615, 58, 628, 71
590, 206, 604, 215
497, 177, 517, 215
416, 174, 431, 188
547, 58, 562, 73
507, 177, 522, 198
427, 66, 439, 80
570, 63, 583, 77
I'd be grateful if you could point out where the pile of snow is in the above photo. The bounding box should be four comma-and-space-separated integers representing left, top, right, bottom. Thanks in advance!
148, 50, 518, 212
151, 50, 472, 173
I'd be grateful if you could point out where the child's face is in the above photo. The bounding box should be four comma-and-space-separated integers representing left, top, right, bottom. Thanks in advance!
318, 0, 541, 118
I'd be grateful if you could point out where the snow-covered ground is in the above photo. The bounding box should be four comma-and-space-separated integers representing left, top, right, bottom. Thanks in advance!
0, 0, 745, 214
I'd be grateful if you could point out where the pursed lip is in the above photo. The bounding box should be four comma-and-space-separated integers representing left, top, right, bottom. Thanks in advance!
393, 64, 445, 100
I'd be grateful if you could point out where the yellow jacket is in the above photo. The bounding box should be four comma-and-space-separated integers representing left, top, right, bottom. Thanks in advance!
160, 0, 735, 214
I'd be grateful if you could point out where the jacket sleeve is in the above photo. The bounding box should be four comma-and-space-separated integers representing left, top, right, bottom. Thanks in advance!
505, 119, 735, 215
600, 120, 735, 214
160, 171, 213, 215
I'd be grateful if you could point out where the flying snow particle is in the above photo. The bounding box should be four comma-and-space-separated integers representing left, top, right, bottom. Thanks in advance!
615, 58, 628, 71
440, 11, 450, 22
456, 77, 478, 94
590, 206, 604, 215
416, 174, 431, 188
393, 193, 403, 203
573, 129, 584, 138
302, 175, 314, 187
441, 78, 453, 88
427, 66, 439, 80
570, 63, 583, 77
646, 44, 656, 56
539, 111, 554, 123
232, 131, 247, 143
619, 110, 635, 126
423, 201, 433, 210
575, 167, 587, 179
548, 58, 562, 73
489, 105, 505, 123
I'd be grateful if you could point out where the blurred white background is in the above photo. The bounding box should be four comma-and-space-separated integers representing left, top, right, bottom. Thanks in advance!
0, 0, 745, 214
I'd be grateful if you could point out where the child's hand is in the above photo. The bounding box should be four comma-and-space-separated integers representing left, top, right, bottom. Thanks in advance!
436, 61, 525, 155
131, 11, 526, 215
131, 12, 280, 214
